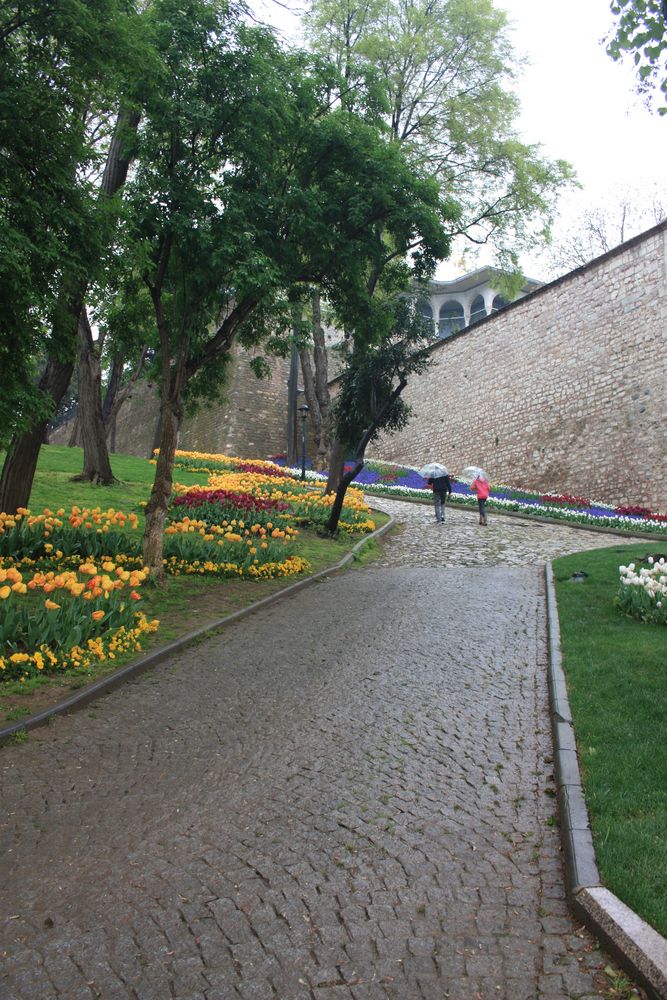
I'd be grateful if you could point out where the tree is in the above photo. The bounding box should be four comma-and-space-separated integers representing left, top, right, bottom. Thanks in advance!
112, 1, 451, 577
324, 295, 434, 533
296, 0, 574, 480
304, 0, 574, 265
542, 187, 666, 276
296, 290, 334, 471
0, 1, 147, 511
608, 0, 667, 113
71, 106, 144, 484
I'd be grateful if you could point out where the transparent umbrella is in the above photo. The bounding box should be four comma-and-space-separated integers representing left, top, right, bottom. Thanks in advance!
418, 462, 449, 479
460, 465, 487, 483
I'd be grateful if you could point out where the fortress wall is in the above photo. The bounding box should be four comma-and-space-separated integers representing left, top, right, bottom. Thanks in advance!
177, 350, 291, 460
52, 346, 292, 462
371, 223, 667, 511
49, 224, 666, 509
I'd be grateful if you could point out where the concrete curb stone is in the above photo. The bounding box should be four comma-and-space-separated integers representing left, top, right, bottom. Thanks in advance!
545, 561, 667, 1000
0, 512, 395, 745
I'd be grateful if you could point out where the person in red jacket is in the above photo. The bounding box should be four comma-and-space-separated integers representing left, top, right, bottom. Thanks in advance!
471, 473, 490, 525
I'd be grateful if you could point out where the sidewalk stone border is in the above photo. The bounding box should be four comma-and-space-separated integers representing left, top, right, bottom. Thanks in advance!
545, 562, 667, 1000
0, 511, 395, 745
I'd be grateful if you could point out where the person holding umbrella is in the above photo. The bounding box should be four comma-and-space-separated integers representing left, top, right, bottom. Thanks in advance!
419, 462, 452, 524
470, 469, 490, 526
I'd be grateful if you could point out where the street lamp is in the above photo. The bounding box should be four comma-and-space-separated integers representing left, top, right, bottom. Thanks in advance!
298, 404, 309, 481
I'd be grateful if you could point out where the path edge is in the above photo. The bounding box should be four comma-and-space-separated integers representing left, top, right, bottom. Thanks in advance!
0, 514, 395, 745
544, 561, 667, 1000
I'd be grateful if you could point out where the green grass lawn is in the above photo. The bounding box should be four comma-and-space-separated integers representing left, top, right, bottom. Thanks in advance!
0, 445, 387, 723
553, 544, 667, 938
21, 444, 210, 515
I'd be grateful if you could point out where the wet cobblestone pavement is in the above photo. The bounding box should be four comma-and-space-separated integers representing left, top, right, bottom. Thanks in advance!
0, 503, 649, 999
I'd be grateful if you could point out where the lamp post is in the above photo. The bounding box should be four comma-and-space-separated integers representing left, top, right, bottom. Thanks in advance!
298, 404, 309, 481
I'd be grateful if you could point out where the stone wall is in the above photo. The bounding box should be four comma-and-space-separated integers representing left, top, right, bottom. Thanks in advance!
371, 222, 667, 511
50, 223, 666, 509
51, 345, 292, 461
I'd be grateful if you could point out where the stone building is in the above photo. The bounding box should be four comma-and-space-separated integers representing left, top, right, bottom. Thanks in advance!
415, 267, 542, 338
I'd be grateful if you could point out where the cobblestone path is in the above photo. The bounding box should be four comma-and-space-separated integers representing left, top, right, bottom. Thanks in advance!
0, 505, 645, 999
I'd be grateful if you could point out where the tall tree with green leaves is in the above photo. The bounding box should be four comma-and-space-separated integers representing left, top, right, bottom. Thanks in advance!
304, 0, 574, 266
324, 293, 435, 533
0, 0, 147, 512
295, 0, 573, 481
109, 0, 451, 576
608, 0, 667, 113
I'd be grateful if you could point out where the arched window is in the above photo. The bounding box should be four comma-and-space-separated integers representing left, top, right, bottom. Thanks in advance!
415, 299, 434, 337
470, 295, 487, 325
438, 300, 465, 339
492, 294, 508, 313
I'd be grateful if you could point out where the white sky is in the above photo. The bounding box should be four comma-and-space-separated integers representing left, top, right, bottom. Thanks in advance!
252, 0, 667, 281
492, 0, 667, 279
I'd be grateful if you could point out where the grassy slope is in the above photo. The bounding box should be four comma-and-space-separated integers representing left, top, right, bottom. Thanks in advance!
24, 444, 209, 514
553, 543, 667, 937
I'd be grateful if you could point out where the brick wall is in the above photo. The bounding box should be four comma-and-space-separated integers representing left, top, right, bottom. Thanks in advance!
371, 222, 667, 510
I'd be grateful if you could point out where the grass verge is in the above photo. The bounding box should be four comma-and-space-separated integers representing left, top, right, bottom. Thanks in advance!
553, 543, 667, 938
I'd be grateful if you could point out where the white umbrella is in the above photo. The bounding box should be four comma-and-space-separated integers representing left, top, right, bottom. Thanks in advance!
418, 462, 449, 479
460, 465, 487, 483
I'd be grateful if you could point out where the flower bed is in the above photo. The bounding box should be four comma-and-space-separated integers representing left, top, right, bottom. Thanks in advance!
287, 459, 667, 536
617, 557, 667, 625
1, 457, 380, 684
0, 561, 158, 682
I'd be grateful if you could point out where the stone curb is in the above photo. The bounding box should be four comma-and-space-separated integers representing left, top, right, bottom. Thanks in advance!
0, 513, 395, 745
544, 562, 667, 1000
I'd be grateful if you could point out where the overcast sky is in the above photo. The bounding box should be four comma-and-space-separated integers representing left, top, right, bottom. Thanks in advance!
253, 0, 667, 279
492, 0, 667, 275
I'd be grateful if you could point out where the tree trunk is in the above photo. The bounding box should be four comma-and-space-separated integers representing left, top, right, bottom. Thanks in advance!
325, 377, 407, 534
150, 407, 163, 460
103, 347, 149, 446
102, 351, 125, 427
108, 413, 117, 452
325, 437, 345, 494
299, 290, 331, 471
0, 358, 74, 513
286, 341, 299, 466
142, 393, 182, 581
325, 459, 362, 534
73, 307, 116, 484
68, 413, 82, 447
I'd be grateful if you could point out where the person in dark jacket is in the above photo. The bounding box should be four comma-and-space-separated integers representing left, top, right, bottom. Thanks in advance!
427, 472, 452, 523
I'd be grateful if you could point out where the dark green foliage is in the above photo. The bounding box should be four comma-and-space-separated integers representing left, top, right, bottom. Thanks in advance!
608, 0, 667, 112
0, 0, 148, 442
334, 296, 433, 450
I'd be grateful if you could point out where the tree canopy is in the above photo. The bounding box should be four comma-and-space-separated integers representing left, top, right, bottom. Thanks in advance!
303, 0, 575, 270
0, 0, 147, 443
608, 0, 667, 113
